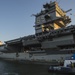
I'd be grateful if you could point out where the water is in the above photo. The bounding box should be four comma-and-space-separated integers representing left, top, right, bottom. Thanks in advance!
0, 60, 64, 75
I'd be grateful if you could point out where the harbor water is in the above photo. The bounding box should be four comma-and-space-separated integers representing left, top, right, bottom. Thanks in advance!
0, 59, 65, 75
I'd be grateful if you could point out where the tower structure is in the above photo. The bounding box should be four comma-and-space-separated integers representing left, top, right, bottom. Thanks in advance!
34, 1, 71, 36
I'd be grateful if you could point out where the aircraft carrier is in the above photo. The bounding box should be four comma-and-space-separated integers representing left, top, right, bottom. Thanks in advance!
0, 1, 75, 64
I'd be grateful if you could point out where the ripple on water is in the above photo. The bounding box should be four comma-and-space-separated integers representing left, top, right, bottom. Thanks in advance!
2, 73, 19, 75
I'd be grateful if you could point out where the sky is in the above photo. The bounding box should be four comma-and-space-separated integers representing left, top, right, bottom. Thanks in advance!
0, 0, 75, 43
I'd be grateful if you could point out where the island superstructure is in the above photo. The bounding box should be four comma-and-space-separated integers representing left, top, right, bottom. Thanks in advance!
0, 1, 75, 63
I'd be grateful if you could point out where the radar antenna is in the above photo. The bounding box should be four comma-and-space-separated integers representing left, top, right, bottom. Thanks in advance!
55, 0, 61, 4
65, 9, 72, 13
31, 14, 37, 17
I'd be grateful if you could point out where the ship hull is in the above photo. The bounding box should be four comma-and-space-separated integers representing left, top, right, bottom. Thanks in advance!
0, 52, 73, 65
